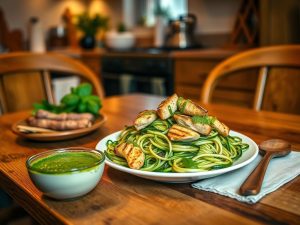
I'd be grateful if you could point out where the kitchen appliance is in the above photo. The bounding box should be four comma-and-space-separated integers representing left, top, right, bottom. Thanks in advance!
101, 48, 173, 96
165, 14, 198, 49
29, 17, 46, 52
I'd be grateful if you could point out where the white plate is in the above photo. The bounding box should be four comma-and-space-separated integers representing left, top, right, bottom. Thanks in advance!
96, 130, 258, 183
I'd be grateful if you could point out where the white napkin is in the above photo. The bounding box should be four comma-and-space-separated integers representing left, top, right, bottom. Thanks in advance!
192, 151, 300, 204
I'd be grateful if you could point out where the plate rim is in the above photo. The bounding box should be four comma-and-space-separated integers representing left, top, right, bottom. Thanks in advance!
96, 130, 259, 178
12, 114, 106, 141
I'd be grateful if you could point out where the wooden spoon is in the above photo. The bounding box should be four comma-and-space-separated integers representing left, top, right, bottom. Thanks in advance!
239, 139, 291, 196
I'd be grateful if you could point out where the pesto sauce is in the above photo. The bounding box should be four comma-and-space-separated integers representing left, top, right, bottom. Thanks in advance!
140, 110, 155, 116
168, 106, 173, 116
192, 115, 216, 125
177, 97, 184, 108
177, 97, 189, 113
30, 152, 102, 174
180, 100, 188, 113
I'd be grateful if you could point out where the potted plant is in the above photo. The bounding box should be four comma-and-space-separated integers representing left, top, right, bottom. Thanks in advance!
76, 13, 109, 49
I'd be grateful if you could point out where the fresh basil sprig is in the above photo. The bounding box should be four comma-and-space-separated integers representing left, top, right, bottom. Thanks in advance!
33, 83, 102, 115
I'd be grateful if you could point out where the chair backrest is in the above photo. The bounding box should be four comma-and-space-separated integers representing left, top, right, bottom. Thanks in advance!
0, 52, 104, 114
201, 45, 300, 111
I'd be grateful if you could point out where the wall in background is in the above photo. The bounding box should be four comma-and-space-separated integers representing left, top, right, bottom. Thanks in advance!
88, 0, 123, 29
0, 0, 240, 43
188, 0, 240, 34
0, 0, 122, 40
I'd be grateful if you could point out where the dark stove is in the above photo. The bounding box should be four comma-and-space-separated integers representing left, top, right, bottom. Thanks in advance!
101, 47, 174, 96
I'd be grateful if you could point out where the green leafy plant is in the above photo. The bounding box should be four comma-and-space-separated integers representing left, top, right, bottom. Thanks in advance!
153, 3, 169, 18
76, 13, 109, 36
117, 23, 127, 33
33, 83, 102, 115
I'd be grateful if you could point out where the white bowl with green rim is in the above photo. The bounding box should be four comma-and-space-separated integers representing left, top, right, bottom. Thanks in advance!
26, 147, 105, 200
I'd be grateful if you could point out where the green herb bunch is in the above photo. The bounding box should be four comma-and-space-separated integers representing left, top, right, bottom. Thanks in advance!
117, 23, 127, 33
33, 83, 102, 115
153, 3, 169, 18
76, 13, 109, 36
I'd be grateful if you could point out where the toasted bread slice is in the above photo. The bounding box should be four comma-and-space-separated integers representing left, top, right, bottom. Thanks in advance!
157, 94, 178, 119
115, 142, 145, 169
168, 124, 200, 141
134, 110, 157, 130
177, 97, 207, 116
211, 119, 230, 137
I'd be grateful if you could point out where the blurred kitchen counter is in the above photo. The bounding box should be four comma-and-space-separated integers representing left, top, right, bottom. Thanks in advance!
170, 48, 238, 59
53, 47, 106, 58
53, 47, 251, 106
52, 46, 238, 78
53, 48, 106, 80
53, 47, 237, 59
170, 48, 258, 107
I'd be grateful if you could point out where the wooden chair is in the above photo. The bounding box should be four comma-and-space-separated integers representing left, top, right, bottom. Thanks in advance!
201, 45, 300, 112
0, 52, 104, 114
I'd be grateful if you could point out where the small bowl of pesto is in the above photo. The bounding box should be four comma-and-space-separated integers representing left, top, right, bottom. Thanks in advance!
26, 147, 105, 200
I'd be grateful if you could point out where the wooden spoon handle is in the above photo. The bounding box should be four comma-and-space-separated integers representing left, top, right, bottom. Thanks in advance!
239, 152, 273, 196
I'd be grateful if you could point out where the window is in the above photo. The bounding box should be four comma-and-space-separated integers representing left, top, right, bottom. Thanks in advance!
145, 0, 187, 26
123, 0, 187, 28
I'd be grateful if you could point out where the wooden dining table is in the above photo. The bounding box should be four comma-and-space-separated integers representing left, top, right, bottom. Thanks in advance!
0, 94, 299, 225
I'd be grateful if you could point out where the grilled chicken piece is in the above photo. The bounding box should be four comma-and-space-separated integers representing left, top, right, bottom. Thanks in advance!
157, 94, 178, 119
177, 97, 207, 116
36, 109, 94, 121
210, 118, 230, 137
168, 124, 200, 142
134, 110, 157, 130
27, 117, 91, 131
173, 114, 212, 136
115, 142, 145, 169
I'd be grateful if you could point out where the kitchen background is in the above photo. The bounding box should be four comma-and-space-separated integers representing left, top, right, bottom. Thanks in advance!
0, 0, 299, 114
0, 1, 299, 224
1, 0, 239, 40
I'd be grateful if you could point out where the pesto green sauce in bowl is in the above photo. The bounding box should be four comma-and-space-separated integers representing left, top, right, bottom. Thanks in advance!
27, 148, 105, 175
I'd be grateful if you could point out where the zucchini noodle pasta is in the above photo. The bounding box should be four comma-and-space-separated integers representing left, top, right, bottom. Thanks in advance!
105, 118, 249, 173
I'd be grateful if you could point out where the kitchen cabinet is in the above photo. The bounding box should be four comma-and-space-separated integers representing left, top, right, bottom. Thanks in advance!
79, 51, 103, 80
259, 0, 300, 114
53, 48, 104, 81
172, 49, 259, 107
56, 48, 259, 108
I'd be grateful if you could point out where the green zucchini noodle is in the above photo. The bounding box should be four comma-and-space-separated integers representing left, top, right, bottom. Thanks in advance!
105, 119, 249, 173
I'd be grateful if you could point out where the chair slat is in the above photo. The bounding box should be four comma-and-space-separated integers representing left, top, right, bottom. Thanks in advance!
253, 67, 268, 111
0, 76, 8, 114
41, 70, 55, 104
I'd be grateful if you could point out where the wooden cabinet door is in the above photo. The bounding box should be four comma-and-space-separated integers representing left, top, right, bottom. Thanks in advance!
174, 58, 258, 107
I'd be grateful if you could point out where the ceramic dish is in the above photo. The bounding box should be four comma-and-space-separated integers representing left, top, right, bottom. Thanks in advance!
12, 114, 106, 141
96, 130, 258, 183
26, 147, 105, 200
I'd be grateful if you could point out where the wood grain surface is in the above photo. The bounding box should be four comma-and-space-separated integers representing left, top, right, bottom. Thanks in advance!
0, 94, 300, 225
